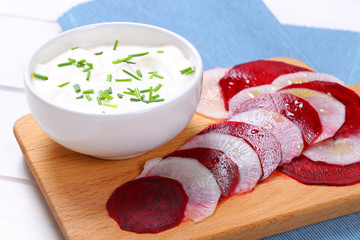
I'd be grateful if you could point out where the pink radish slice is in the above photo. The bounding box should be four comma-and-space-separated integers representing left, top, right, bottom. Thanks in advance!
200, 121, 282, 181
167, 148, 240, 200
139, 156, 221, 222
280, 88, 345, 143
230, 109, 304, 165
106, 176, 188, 233
303, 135, 360, 165
272, 71, 345, 88
228, 84, 279, 112
196, 67, 229, 119
281, 81, 360, 138
278, 155, 360, 186
230, 92, 322, 145
180, 133, 262, 194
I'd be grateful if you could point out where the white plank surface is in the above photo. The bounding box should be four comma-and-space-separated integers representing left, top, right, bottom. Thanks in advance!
0, 0, 359, 240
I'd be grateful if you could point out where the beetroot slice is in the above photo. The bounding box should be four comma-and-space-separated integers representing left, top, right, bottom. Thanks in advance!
219, 60, 310, 109
200, 121, 282, 181
281, 81, 360, 138
167, 147, 240, 200
230, 92, 322, 145
106, 176, 188, 234
278, 155, 360, 186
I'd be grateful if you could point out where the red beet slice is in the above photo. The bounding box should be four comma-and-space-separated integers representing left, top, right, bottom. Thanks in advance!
281, 81, 360, 138
180, 132, 262, 194
230, 92, 322, 145
200, 121, 282, 181
139, 157, 221, 222
280, 88, 345, 143
230, 109, 304, 165
106, 176, 188, 233
167, 147, 240, 200
278, 155, 360, 186
219, 60, 310, 109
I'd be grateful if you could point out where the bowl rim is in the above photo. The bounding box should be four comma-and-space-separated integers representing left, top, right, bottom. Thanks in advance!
24, 22, 203, 118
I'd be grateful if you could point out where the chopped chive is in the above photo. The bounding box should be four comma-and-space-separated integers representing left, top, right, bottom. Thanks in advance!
185, 69, 195, 75
83, 89, 94, 94
148, 71, 164, 79
129, 52, 149, 57
157, 50, 164, 53
140, 89, 150, 93
94, 51, 103, 55
122, 69, 140, 80
125, 60, 136, 64
32, 72, 48, 80
180, 67, 195, 74
148, 98, 165, 103
73, 84, 81, 93
115, 78, 132, 82
68, 58, 76, 63
82, 66, 93, 72
58, 82, 70, 88
134, 87, 141, 98
103, 102, 118, 108
136, 69, 142, 77
153, 83, 163, 92
152, 94, 160, 99
130, 98, 141, 102
127, 88, 134, 93
71, 47, 79, 50
76, 95, 84, 99
123, 91, 136, 96
113, 40, 119, 50
76, 63, 86, 67
101, 92, 113, 100
85, 94, 92, 101
96, 97, 102, 105
149, 86, 153, 100
117, 93, 124, 99
58, 62, 73, 67
180, 67, 192, 74
107, 87, 112, 94
86, 71, 91, 80
112, 56, 132, 64
77, 59, 86, 64
106, 74, 112, 82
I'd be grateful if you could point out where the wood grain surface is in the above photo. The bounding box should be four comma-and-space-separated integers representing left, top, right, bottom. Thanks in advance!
14, 58, 360, 240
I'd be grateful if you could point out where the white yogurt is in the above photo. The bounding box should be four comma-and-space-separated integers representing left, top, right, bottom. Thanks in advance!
32, 44, 195, 114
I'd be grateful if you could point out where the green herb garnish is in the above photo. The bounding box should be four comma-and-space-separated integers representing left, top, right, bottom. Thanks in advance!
58, 82, 70, 88
180, 67, 195, 75
86, 71, 91, 81
113, 40, 119, 50
103, 102, 118, 108
76, 95, 84, 99
73, 84, 81, 93
85, 94, 92, 101
83, 89, 94, 94
157, 50, 164, 53
96, 97, 102, 105
58, 62, 73, 67
129, 52, 149, 57
115, 78, 132, 82
148, 71, 164, 79
71, 47, 79, 50
32, 72, 48, 80
106, 74, 112, 82
94, 52, 103, 55
82, 63, 93, 72
122, 69, 140, 80
153, 83, 163, 92
136, 69, 142, 78
117, 93, 124, 99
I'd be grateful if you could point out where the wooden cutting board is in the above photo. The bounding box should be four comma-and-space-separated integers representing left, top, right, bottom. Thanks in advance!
14, 59, 360, 240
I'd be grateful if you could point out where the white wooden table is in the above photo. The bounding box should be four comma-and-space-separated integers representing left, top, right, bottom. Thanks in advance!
1, 0, 359, 239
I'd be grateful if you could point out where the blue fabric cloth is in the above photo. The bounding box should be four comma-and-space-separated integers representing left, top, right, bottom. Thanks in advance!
57, 0, 360, 239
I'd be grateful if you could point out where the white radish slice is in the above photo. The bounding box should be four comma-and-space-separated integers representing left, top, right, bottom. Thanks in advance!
137, 157, 162, 178
272, 71, 345, 88
139, 157, 221, 222
303, 135, 360, 165
280, 88, 346, 143
196, 67, 229, 119
180, 133, 262, 194
228, 84, 279, 115
230, 109, 304, 165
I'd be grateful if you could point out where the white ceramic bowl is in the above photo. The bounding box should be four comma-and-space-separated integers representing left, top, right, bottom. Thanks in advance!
24, 22, 203, 159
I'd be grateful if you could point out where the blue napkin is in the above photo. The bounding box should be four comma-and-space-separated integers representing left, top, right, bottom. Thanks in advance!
57, 0, 360, 239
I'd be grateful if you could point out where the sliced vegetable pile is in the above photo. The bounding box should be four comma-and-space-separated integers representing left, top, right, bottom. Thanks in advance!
107, 59, 360, 234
